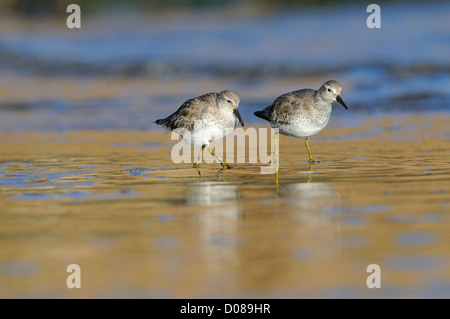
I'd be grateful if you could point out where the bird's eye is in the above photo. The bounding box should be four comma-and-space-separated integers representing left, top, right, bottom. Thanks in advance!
227, 100, 232, 103
327, 88, 331, 92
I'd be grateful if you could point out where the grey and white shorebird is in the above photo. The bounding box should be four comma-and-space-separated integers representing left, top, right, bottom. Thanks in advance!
254, 80, 348, 164
155, 90, 244, 174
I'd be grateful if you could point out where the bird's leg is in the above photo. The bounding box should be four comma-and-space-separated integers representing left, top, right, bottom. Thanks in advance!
306, 162, 313, 183
274, 131, 279, 171
275, 169, 279, 188
208, 146, 233, 169
305, 137, 318, 164
193, 145, 205, 176
273, 130, 279, 182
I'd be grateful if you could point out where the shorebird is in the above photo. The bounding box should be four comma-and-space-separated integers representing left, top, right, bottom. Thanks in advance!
254, 80, 348, 164
155, 90, 244, 174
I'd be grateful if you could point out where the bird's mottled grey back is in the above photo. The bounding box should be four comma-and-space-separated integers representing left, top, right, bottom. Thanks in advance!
155, 92, 218, 131
155, 89, 242, 132
255, 89, 317, 125
254, 80, 345, 124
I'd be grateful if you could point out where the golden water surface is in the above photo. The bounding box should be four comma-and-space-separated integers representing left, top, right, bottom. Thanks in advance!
1, 114, 449, 298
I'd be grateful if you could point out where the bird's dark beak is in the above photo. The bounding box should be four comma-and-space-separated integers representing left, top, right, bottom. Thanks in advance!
336, 95, 348, 110
234, 109, 245, 127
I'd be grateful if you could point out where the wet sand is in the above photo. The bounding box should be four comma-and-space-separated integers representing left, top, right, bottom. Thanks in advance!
0, 0, 449, 299
1, 113, 449, 298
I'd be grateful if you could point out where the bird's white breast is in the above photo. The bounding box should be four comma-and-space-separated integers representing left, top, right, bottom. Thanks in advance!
275, 109, 331, 138
184, 108, 237, 146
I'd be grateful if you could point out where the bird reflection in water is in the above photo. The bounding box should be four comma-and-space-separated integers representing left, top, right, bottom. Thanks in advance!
186, 182, 242, 273
281, 175, 342, 259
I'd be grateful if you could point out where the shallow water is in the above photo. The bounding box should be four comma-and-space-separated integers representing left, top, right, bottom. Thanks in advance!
0, 1, 450, 299
1, 113, 449, 298
0, 2, 449, 130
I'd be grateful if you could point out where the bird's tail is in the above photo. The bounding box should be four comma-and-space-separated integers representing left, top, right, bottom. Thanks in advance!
154, 118, 172, 134
154, 119, 166, 126
254, 110, 271, 122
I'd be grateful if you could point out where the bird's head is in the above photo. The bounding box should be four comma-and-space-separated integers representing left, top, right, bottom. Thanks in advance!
318, 80, 348, 110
